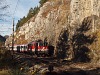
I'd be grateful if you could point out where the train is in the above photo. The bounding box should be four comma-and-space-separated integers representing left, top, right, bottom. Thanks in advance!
8, 40, 54, 56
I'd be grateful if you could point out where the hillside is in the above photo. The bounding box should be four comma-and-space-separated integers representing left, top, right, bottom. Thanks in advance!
0, 35, 6, 43
0, 35, 6, 47
5, 0, 100, 63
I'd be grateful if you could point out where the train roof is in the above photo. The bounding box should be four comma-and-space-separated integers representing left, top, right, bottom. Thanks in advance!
28, 39, 43, 44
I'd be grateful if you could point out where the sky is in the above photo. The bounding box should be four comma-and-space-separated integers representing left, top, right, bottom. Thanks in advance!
0, 0, 40, 36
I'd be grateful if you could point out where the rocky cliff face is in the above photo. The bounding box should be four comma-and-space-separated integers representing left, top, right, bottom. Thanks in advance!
6, 0, 100, 62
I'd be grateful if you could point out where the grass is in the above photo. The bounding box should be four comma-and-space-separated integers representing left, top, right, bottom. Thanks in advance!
0, 70, 10, 75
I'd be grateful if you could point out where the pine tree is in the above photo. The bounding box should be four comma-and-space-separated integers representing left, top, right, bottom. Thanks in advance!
39, 0, 48, 6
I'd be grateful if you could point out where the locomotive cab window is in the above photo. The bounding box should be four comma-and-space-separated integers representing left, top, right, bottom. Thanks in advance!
39, 42, 43, 46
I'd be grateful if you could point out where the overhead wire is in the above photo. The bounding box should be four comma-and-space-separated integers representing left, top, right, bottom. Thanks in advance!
12, 0, 20, 19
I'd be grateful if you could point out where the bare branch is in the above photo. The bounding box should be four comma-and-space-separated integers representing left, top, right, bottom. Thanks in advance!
0, 5, 9, 10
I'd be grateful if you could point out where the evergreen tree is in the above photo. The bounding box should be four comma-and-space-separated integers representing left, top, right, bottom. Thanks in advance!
27, 8, 34, 19
39, 0, 48, 6
57, 29, 69, 59
16, 0, 48, 30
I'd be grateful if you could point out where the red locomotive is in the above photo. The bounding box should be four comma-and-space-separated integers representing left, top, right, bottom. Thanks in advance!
27, 40, 49, 56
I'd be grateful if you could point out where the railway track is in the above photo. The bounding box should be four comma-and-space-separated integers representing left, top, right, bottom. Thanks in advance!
12, 52, 57, 67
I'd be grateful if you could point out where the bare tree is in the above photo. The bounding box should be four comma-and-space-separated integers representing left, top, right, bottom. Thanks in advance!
0, 0, 9, 21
